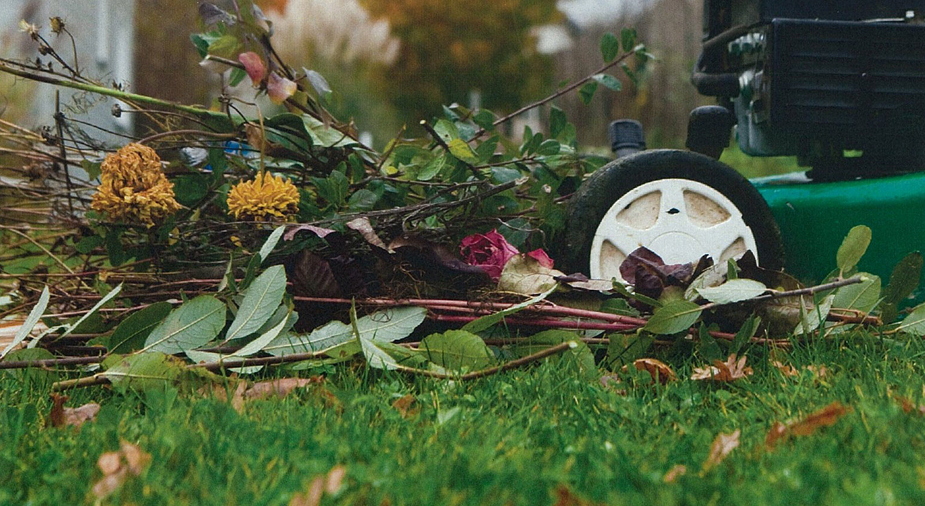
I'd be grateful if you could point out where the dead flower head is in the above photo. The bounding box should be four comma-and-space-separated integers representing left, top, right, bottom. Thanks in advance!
226, 171, 299, 221
90, 143, 181, 227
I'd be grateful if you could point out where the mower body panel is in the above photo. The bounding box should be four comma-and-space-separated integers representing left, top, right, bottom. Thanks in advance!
753, 171, 925, 304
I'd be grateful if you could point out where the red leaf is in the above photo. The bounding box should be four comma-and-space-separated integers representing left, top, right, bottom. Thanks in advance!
238, 51, 266, 84
267, 73, 297, 104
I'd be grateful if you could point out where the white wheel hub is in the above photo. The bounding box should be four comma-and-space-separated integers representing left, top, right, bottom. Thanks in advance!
589, 178, 759, 281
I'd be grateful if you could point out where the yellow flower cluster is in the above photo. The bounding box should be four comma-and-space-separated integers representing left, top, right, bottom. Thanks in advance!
90, 143, 181, 227
226, 171, 299, 221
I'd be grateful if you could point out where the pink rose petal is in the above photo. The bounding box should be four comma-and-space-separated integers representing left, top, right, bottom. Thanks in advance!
526, 249, 554, 269
267, 73, 297, 104
238, 51, 266, 85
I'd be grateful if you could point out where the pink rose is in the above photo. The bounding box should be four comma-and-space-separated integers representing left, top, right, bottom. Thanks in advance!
460, 229, 519, 281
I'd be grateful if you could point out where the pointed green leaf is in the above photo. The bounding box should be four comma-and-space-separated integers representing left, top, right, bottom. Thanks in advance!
462, 285, 556, 333
697, 324, 724, 362
579, 81, 598, 104
884, 252, 923, 305
696, 279, 767, 304
604, 331, 653, 370
600, 32, 620, 62
418, 153, 449, 182
730, 315, 761, 355
895, 302, 925, 336
233, 309, 294, 357
225, 265, 286, 341
836, 225, 872, 274
644, 300, 702, 335
591, 73, 622, 92
57, 284, 123, 341
1, 286, 48, 359
621, 27, 637, 53
447, 138, 479, 164
108, 302, 173, 354
421, 330, 495, 371
832, 274, 881, 313
258, 226, 286, 264
794, 294, 834, 335
142, 295, 227, 354
101, 352, 186, 390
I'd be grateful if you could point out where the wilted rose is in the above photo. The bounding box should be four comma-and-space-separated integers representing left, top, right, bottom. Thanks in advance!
460, 230, 519, 281
238, 51, 266, 85
526, 249, 554, 269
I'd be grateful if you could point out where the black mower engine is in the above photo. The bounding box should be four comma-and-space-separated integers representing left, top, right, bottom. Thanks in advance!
688, 1, 925, 177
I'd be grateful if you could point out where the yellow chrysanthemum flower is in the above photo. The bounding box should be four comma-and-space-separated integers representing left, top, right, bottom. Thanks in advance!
226, 171, 299, 221
90, 143, 181, 227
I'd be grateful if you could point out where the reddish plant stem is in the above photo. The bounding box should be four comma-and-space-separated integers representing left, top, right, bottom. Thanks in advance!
429, 313, 637, 332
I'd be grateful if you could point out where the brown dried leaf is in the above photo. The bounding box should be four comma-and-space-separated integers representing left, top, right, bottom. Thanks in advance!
120, 441, 152, 476
691, 353, 753, 382
771, 360, 799, 377
48, 394, 100, 428
97, 452, 122, 476
766, 401, 851, 448
806, 364, 828, 379
391, 394, 419, 418
633, 358, 676, 384
244, 377, 323, 400
290, 476, 325, 506
91, 441, 151, 499
662, 464, 687, 483
702, 429, 740, 471
346, 217, 391, 252
552, 485, 604, 506
325, 465, 347, 494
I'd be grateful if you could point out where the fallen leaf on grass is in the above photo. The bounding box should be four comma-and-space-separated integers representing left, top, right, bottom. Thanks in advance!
243, 377, 324, 400
702, 429, 740, 472
91, 441, 151, 499
290, 465, 347, 506
765, 401, 851, 449
391, 394, 419, 418
772, 361, 828, 380
552, 485, 604, 506
691, 353, 753, 382
633, 358, 676, 384
663, 464, 687, 483
48, 394, 100, 428
599, 374, 627, 395
894, 395, 925, 416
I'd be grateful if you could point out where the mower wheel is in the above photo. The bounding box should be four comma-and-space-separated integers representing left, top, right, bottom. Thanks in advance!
562, 150, 783, 280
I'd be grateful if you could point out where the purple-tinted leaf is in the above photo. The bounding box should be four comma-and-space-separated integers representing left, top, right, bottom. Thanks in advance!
284, 224, 338, 241
620, 247, 664, 285
267, 73, 297, 104
199, 3, 234, 26
303, 68, 332, 97
286, 250, 342, 298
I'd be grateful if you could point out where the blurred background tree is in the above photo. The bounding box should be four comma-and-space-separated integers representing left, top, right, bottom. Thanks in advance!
360, 0, 560, 125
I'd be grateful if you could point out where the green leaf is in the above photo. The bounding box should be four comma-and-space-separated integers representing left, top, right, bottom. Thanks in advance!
418, 153, 449, 182
513, 330, 595, 379
549, 106, 567, 139
447, 138, 479, 164
433, 119, 460, 143
884, 252, 923, 305
421, 330, 495, 371
832, 275, 881, 314
794, 294, 834, 335
258, 226, 286, 264
591, 74, 622, 92
473, 110, 496, 131
644, 300, 702, 335
312, 171, 350, 208
229, 67, 247, 87
896, 302, 925, 336
697, 324, 724, 363
101, 352, 186, 391
0, 286, 49, 359
696, 279, 767, 304
579, 81, 598, 104
463, 285, 557, 333
347, 189, 379, 211
621, 27, 637, 53
836, 225, 872, 274
730, 315, 761, 355
75, 235, 103, 254
55, 284, 123, 341
605, 331, 654, 369
225, 265, 287, 341
232, 308, 294, 357
108, 302, 173, 354
206, 34, 243, 58
600, 32, 620, 62
536, 139, 561, 156
142, 295, 227, 354
266, 306, 427, 358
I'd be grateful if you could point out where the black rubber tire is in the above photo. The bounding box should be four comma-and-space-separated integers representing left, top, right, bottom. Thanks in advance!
561, 149, 784, 276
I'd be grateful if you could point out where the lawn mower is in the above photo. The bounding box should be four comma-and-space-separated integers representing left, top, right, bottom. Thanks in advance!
565, 0, 925, 303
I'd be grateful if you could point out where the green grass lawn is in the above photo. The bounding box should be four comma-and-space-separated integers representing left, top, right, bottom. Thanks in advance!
3, 331, 925, 505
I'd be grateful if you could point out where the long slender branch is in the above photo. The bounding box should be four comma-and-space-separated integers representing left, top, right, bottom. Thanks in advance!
0, 59, 232, 130
470, 50, 636, 140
